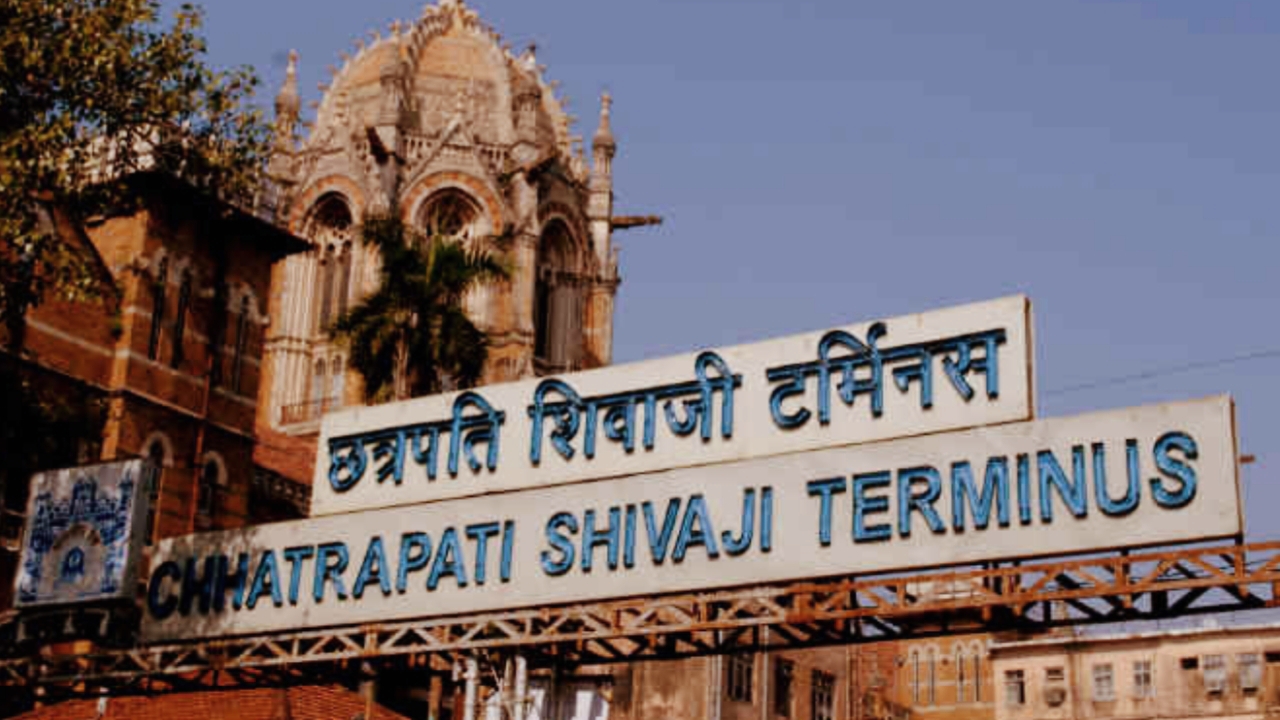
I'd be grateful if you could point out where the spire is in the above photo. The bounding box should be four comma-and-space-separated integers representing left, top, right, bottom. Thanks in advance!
273, 50, 300, 152
592, 92, 615, 152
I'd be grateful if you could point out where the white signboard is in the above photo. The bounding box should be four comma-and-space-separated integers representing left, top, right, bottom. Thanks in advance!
144, 396, 1238, 642
314, 295, 1034, 516
15, 459, 152, 607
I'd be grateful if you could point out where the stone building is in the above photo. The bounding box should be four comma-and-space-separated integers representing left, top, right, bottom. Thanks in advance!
990, 621, 1280, 719
254, 0, 627, 487
0, 173, 308, 601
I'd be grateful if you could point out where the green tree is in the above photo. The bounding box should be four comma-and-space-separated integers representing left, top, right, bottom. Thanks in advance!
332, 211, 508, 402
0, 0, 270, 350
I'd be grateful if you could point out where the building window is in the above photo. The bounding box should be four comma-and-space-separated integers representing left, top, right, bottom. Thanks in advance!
956, 649, 968, 703
1239, 653, 1262, 692
1046, 666, 1065, 684
910, 650, 921, 704
1204, 654, 1226, 694
148, 258, 167, 360
196, 458, 219, 518
306, 194, 354, 335
1092, 663, 1115, 701
311, 358, 327, 405
726, 654, 753, 703
773, 658, 794, 718
1004, 670, 1025, 707
231, 295, 251, 394
811, 670, 835, 720
330, 356, 345, 408
170, 269, 191, 368
421, 188, 482, 243
142, 437, 168, 544
931, 649, 941, 705
973, 652, 983, 701
1133, 659, 1153, 699
534, 220, 580, 372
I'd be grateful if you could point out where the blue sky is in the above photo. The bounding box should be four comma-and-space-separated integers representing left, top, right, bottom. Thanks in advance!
176, 0, 1279, 542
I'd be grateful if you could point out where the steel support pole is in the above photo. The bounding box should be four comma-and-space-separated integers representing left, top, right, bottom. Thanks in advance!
463, 656, 479, 720
514, 655, 528, 720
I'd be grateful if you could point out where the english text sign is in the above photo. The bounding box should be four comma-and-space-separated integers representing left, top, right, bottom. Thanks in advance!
145, 396, 1238, 641
314, 295, 1034, 516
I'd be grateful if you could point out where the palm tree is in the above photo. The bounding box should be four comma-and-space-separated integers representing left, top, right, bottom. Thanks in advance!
331, 210, 508, 402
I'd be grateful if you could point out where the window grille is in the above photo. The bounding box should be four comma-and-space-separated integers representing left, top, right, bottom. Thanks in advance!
773, 658, 794, 718
1239, 653, 1262, 692
1092, 663, 1115, 702
1204, 654, 1226, 694
811, 670, 835, 720
1004, 670, 1025, 707
726, 654, 753, 703
1133, 659, 1154, 698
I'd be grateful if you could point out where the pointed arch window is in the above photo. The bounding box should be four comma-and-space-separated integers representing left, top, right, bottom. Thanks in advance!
534, 220, 580, 372
231, 295, 251, 394
956, 647, 968, 703
927, 647, 937, 705
910, 650, 921, 705
420, 189, 482, 244
311, 358, 327, 406
305, 194, 354, 334
196, 455, 223, 519
170, 269, 191, 368
147, 258, 167, 360
330, 356, 345, 408
143, 436, 169, 545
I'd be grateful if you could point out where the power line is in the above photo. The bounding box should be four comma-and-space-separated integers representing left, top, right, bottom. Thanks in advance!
1043, 348, 1280, 397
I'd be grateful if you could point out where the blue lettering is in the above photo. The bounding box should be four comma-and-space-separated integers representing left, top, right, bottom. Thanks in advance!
951, 458, 1010, 532
722, 488, 756, 555
283, 546, 314, 606
1038, 447, 1088, 522
428, 528, 468, 590
500, 521, 515, 583
1095, 441, 1140, 516
353, 536, 392, 599
582, 508, 621, 572
643, 499, 681, 565
147, 561, 181, 620
313, 542, 349, 603
898, 466, 945, 538
807, 477, 846, 547
540, 512, 578, 576
249, 550, 284, 609
466, 522, 502, 585
396, 532, 431, 593
673, 494, 719, 562
853, 471, 891, 543
1151, 431, 1198, 508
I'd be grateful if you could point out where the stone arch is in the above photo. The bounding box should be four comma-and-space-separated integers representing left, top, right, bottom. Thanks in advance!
196, 451, 227, 519
303, 193, 356, 334
289, 176, 365, 233
401, 172, 504, 240
141, 431, 174, 468
533, 217, 585, 372
416, 187, 490, 245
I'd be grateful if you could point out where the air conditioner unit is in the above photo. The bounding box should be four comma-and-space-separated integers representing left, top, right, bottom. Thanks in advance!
1045, 686, 1067, 707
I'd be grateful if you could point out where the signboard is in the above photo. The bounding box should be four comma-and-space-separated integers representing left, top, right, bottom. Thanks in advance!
314, 295, 1034, 516
14, 459, 153, 608
143, 396, 1238, 642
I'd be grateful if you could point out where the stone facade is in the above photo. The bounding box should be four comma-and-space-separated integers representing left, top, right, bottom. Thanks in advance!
991, 622, 1280, 720
0, 174, 308, 602
258, 0, 621, 459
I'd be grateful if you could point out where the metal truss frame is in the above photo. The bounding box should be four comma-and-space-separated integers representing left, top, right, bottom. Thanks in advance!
3, 540, 1279, 704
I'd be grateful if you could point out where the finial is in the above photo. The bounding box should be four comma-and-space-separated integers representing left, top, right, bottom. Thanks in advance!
274, 49, 301, 119
593, 91, 615, 151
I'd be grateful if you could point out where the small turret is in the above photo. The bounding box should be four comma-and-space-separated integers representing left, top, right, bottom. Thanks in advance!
273, 50, 301, 152
588, 92, 616, 269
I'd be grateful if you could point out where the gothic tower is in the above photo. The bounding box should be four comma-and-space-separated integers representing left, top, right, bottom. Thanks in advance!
259, 0, 621, 434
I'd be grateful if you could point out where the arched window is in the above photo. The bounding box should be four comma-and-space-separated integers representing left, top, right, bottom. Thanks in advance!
318, 245, 336, 331
534, 220, 579, 371
305, 194, 353, 334
196, 452, 226, 522
147, 257, 167, 360
231, 295, 251, 394
956, 647, 968, 703
420, 189, 482, 244
330, 356, 345, 408
170, 269, 191, 368
972, 647, 983, 702
142, 433, 171, 545
927, 647, 937, 705
336, 241, 352, 318
910, 650, 920, 705
311, 358, 327, 406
